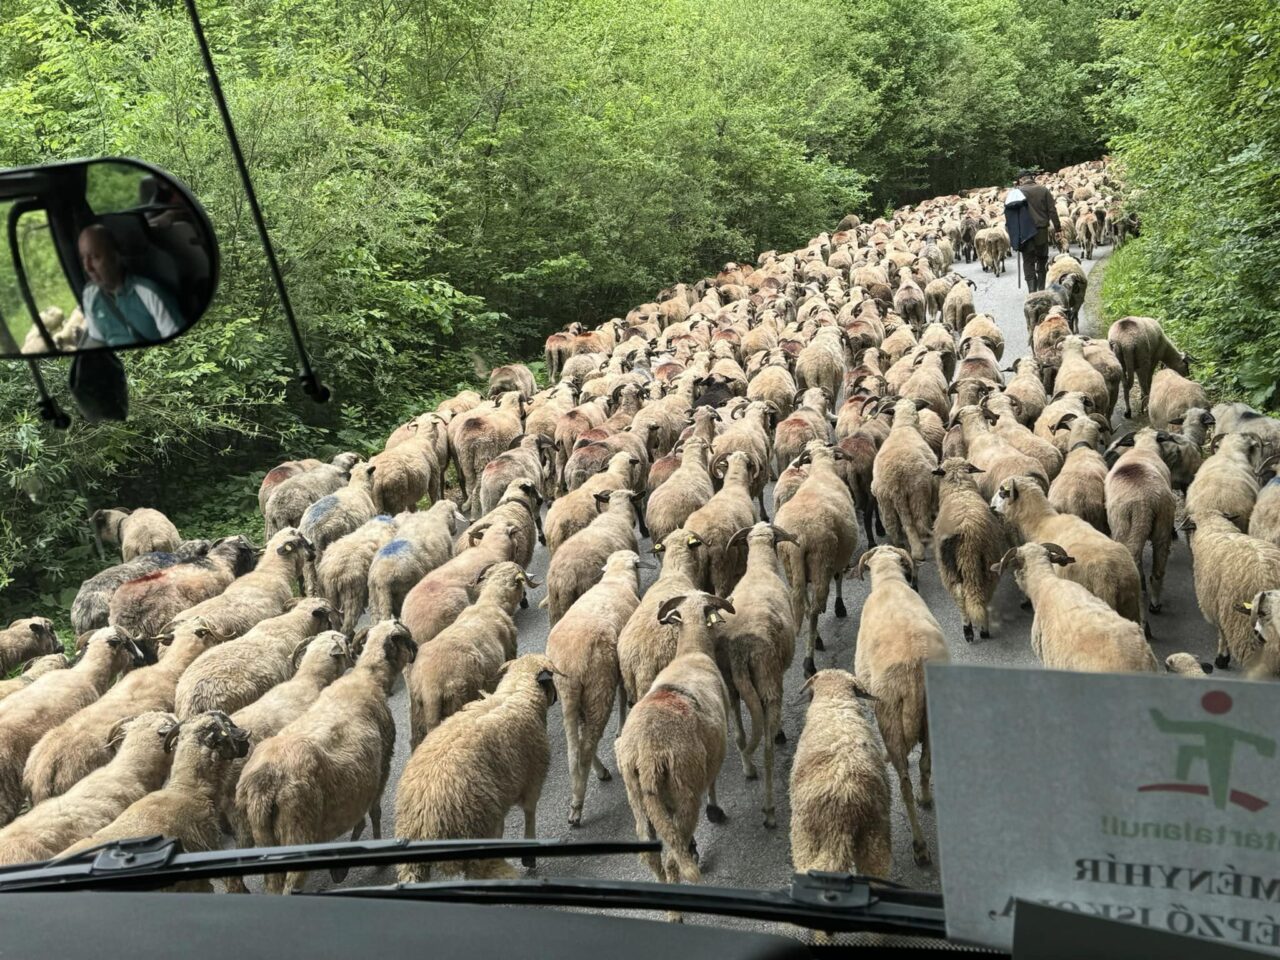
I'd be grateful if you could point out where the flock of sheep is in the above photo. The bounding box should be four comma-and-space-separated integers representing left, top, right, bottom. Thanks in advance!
1, 159, 1279, 907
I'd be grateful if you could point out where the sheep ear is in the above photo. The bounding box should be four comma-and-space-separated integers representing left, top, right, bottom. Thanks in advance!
770, 525, 798, 545
1042, 543, 1077, 566
966, 463, 984, 474
1234, 601, 1254, 615
702, 596, 735, 625
685, 533, 704, 548
931, 467, 946, 477
106, 717, 131, 752
1167, 416, 1185, 427
849, 676, 879, 701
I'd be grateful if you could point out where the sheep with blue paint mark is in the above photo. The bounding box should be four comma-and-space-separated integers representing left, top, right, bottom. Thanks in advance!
300, 463, 378, 595
366, 502, 466, 620
316, 515, 399, 634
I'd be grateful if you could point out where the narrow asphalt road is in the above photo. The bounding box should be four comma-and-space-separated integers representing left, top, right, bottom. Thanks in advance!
281, 239, 1218, 923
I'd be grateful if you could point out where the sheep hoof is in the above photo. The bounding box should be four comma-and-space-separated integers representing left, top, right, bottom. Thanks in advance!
329, 867, 349, 883
979, 628, 991, 639
521, 855, 537, 869
919, 792, 934, 810
706, 803, 727, 824
774, 729, 787, 745
538, 533, 547, 546
743, 763, 758, 780
802, 656, 816, 678
1215, 653, 1231, 669
962, 624, 974, 643
763, 810, 777, 829
912, 842, 932, 867
520, 595, 529, 610
596, 767, 612, 782
1020, 598, 1033, 611
834, 598, 847, 619
688, 838, 699, 863
1148, 600, 1162, 614
813, 635, 825, 652
568, 808, 582, 827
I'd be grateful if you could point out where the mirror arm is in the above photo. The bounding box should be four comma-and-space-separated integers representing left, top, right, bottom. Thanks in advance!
7, 201, 58, 354
26, 358, 71, 430
181, 0, 330, 404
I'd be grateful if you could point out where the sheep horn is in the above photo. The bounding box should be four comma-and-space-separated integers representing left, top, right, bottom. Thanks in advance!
770, 525, 799, 544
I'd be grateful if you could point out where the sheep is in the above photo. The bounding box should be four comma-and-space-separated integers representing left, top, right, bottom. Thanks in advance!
683, 451, 758, 596
400, 522, 518, 645
795, 328, 846, 405
545, 452, 640, 555
450, 392, 527, 513
299, 463, 378, 593
1249, 473, 1280, 549
236, 620, 417, 893
778, 443, 860, 676
545, 551, 641, 826
1054, 335, 1110, 418
366, 502, 465, 620
1048, 417, 1110, 533
932, 458, 1008, 642
982, 392, 1064, 480
617, 529, 707, 712
1082, 338, 1123, 416
991, 475, 1143, 624
789, 670, 891, 878
746, 353, 798, 419
544, 489, 641, 626
1164, 652, 1214, 677
455, 480, 542, 576
488, 363, 537, 400
70, 539, 213, 634
385, 415, 450, 494
0, 628, 143, 827
1105, 429, 1177, 614
369, 433, 439, 514
1164, 408, 1213, 493
1004, 357, 1048, 427
711, 401, 775, 520
111, 534, 259, 647
1211, 403, 1280, 460
942, 276, 976, 332
0, 711, 176, 867
257, 458, 320, 516
975, 226, 1009, 275
173, 598, 338, 720
220, 631, 354, 891
720, 523, 797, 828
1183, 509, 1280, 670
436, 388, 485, 421
853, 546, 949, 866
263, 455, 359, 536
407, 562, 534, 745
1185, 433, 1263, 532
395, 653, 559, 882
870, 400, 938, 562
315, 515, 398, 634
773, 390, 834, 477
0, 654, 67, 704
923, 273, 958, 322
645, 436, 715, 546
164, 527, 313, 640
616, 594, 732, 906
960, 313, 1004, 360
993, 542, 1159, 673
1034, 391, 1097, 454
1047, 255, 1088, 330
24, 619, 229, 804
1106, 316, 1191, 419
1235, 590, 1280, 679
1147, 368, 1207, 431
892, 272, 927, 332
90, 507, 181, 562
1023, 286, 1068, 344
0, 618, 59, 674
478, 434, 554, 516
59, 711, 249, 892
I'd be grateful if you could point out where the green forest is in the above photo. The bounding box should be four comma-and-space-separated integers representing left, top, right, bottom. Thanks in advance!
0, 0, 1275, 623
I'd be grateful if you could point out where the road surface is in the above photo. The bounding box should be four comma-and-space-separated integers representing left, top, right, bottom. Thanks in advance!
281, 240, 1217, 920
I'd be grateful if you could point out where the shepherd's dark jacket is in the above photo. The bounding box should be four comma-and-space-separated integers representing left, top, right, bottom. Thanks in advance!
1021, 183, 1062, 233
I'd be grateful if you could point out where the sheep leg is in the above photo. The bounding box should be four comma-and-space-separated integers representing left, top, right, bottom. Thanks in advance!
728, 687, 755, 780
1215, 632, 1231, 670
616, 680, 629, 730
329, 818, 366, 883
762, 700, 779, 829
862, 499, 876, 547
895, 759, 931, 868
565, 706, 587, 827
1149, 526, 1171, 614
519, 785, 541, 868
534, 507, 547, 546
706, 780, 726, 823
756, 489, 770, 523
833, 574, 847, 618
918, 721, 934, 809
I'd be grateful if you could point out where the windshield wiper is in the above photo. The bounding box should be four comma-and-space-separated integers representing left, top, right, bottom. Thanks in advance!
320, 872, 947, 938
0, 836, 656, 893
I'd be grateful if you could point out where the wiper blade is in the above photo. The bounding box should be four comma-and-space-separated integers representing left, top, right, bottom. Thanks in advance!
0, 836, 657, 892
318, 871, 947, 938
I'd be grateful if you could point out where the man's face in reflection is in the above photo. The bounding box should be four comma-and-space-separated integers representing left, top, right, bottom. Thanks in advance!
78, 225, 123, 292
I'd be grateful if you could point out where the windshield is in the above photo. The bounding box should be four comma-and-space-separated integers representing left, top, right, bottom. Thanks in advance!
0, 0, 1276, 953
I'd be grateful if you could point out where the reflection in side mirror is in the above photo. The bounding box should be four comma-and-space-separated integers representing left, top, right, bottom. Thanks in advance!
0, 157, 219, 359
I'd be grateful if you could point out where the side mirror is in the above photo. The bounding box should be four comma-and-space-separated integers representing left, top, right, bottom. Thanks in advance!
0, 157, 219, 359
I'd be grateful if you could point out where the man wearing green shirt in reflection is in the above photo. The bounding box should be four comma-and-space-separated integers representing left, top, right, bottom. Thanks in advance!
77, 224, 183, 347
